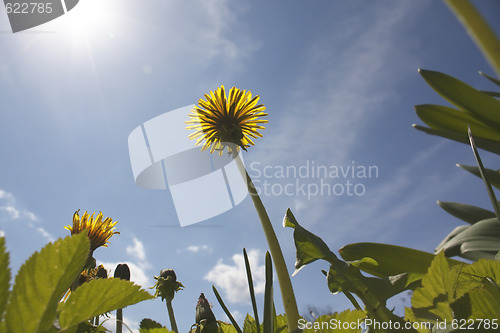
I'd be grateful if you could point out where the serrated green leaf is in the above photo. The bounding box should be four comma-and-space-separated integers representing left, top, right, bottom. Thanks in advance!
339, 243, 463, 278
302, 310, 365, 333
411, 252, 458, 323
0, 237, 10, 319
59, 278, 154, 330
242, 314, 258, 333
456, 259, 500, 297
218, 322, 239, 333
451, 287, 500, 321
140, 318, 164, 330
457, 164, 500, 190
413, 124, 500, 155
274, 314, 287, 333
5, 233, 89, 333
404, 307, 432, 333
283, 209, 337, 273
437, 201, 496, 224
419, 69, 500, 125
415, 104, 500, 141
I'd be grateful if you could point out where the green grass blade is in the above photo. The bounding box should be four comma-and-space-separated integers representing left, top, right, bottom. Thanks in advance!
5, 233, 89, 333
243, 249, 260, 333
468, 127, 500, 227
457, 164, 500, 190
479, 71, 500, 88
211, 286, 242, 333
262, 252, 273, 333
0, 237, 10, 319
444, 0, 500, 76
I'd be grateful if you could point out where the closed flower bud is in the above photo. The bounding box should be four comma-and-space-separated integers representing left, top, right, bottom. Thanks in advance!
152, 269, 184, 302
195, 293, 216, 325
114, 263, 131, 280
96, 265, 108, 279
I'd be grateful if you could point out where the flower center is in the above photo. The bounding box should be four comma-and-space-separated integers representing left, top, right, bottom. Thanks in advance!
217, 123, 244, 146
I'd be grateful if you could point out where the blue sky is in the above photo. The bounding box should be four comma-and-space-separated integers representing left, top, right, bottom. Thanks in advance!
1, 0, 500, 331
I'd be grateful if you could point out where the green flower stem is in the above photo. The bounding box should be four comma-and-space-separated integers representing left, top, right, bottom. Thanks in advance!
166, 299, 178, 333
444, 0, 500, 76
235, 155, 299, 332
116, 309, 123, 333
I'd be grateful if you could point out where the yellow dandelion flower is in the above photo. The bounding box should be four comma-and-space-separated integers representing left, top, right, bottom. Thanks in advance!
186, 85, 268, 155
65, 210, 119, 252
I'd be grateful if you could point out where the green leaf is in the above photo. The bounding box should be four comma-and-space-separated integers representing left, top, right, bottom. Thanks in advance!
302, 310, 365, 333
419, 69, 500, 125
0, 237, 10, 319
437, 201, 495, 224
339, 243, 463, 278
140, 318, 165, 330
243, 249, 260, 333
212, 286, 242, 333
456, 259, 500, 299
283, 209, 337, 273
436, 218, 500, 260
5, 233, 89, 333
242, 314, 258, 333
457, 164, 500, 190
480, 90, 500, 98
140, 328, 175, 333
411, 252, 457, 323
415, 104, 500, 141
58, 278, 154, 330
413, 124, 500, 155
479, 71, 500, 89
218, 322, 239, 333
273, 314, 287, 333
262, 252, 273, 333
451, 288, 500, 321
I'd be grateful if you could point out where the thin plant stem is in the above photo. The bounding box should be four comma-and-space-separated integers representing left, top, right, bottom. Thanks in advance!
235, 154, 299, 332
116, 309, 123, 333
444, 0, 500, 77
166, 300, 179, 333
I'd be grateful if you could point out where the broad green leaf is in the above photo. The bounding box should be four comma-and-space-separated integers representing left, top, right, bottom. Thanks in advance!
302, 310, 365, 333
437, 201, 495, 224
413, 124, 500, 155
404, 308, 431, 333
456, 259, 500, 298
411, 252, 457, 322
140, 318, 164, 330
451, 288, 500, 321
419, 69, 500, 125
219, 322, 239, 333
58, 278, 154, 330
457, 164, 500, 190
0, 237, 10, 319
339, 243, 463, 278
436, 218, 500, 258
5, 233, 89, 333
479, 71, 500, 89
283, 209, 337, 273
415, 104, 500, 141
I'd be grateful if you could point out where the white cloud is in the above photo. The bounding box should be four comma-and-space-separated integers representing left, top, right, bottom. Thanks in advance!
0, 189, 38, 222
0, 230, 4, 238
178, 244, 213, 254
126, 237, 147, 263
204, 249, 265, 304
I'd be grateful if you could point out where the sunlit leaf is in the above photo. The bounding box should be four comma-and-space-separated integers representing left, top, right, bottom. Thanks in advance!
242, 314, 258, 333
283, 209, 337, 274
419, 69, 500, 125
140, 318, 164, 330
437, 201, 496, 224
58, 278, 154, 330
411, 252, 457, 322
339, 243, 463, 278
302, 310, 365, 333
5, 233, 89, 333
415, 104, 500, 141
0, 237, 10, 319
